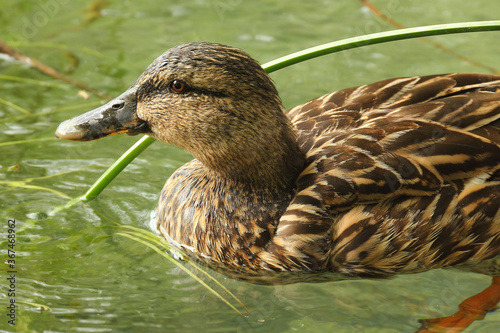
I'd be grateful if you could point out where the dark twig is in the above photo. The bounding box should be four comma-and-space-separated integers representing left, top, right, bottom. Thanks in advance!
0, 39, 112, 99
359, 0, 500, 74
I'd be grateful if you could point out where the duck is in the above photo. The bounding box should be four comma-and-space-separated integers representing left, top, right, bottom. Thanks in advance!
56, 42, 500, 332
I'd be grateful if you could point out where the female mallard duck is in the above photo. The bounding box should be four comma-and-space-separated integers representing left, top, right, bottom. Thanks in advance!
56, 42, 500, 332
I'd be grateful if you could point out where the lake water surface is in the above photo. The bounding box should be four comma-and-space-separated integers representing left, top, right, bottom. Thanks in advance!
1, 1, 500, 332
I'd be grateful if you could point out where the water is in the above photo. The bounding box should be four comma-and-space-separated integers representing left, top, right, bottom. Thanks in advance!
1, 0, 500, 332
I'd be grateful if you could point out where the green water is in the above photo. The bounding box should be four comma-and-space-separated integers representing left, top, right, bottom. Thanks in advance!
1, 1, 500, 332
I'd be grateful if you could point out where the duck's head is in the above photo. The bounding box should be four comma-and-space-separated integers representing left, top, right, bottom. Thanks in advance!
56, 42, 304, 189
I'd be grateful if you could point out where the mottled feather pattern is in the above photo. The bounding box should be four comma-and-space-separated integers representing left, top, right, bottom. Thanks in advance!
276, 73, 500, 279
156, 70, 500, 283
157, 159, 297, 272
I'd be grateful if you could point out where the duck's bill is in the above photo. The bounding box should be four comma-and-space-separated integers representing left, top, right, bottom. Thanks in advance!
55, 87, 149, 141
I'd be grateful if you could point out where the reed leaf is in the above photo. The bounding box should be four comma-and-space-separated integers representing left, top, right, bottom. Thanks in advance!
0, 97, 31, 114
116, 231, 246, 316
18, 301, 51, 311
118, 225, 249, 314
0, 137, 56, 147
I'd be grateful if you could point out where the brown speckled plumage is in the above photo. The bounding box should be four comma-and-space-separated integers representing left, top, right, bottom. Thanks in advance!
150, 44, 500, 283
57, 42, 500, 285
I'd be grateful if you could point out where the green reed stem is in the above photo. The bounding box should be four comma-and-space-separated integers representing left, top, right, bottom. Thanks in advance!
81, 135, 156, 200
50, 135, 155, 214
262, 21, 500, 72
56, 20, 500, 208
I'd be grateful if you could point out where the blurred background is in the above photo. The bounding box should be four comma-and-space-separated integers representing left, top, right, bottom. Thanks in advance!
1, 1, 500, 332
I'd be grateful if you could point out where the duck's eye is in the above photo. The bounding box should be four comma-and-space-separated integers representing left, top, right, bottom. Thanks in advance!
111, 102, 124, 110
170, 80, 188, 93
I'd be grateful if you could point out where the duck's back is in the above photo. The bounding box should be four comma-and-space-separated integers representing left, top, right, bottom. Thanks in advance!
262, 73, 500, 278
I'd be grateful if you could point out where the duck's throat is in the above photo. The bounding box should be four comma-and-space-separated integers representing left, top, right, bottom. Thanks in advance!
196, 128, 306, 192
191, 113, 305, 191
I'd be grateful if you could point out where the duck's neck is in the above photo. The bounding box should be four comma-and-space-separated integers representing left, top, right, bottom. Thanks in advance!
158, 107, 306, 271
193, 110, 306, 193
